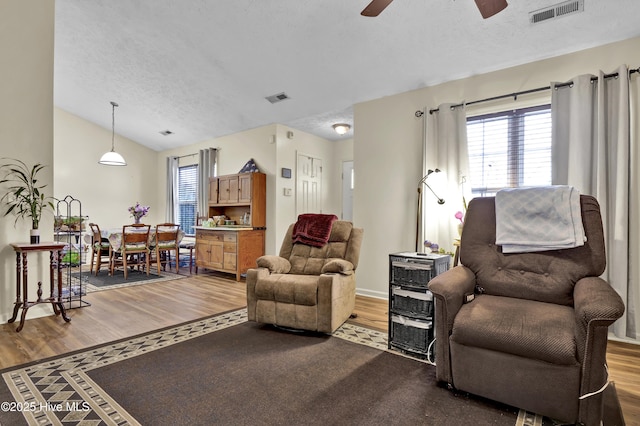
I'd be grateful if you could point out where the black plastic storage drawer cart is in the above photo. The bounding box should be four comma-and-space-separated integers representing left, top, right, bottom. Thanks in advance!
388, 252, 450, 360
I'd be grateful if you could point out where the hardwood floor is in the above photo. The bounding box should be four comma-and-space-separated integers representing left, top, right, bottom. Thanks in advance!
1, 271, 638, 425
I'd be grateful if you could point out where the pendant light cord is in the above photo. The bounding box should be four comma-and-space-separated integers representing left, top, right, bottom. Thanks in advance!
111, 101, 118, 151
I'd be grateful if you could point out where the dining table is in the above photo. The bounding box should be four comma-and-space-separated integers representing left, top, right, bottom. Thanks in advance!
82, 227, 188, 274
101, 227, 185, 251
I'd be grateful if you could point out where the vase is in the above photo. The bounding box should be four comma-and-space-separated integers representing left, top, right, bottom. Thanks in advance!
134, 217, 141, 224
30, 229, 40, 244
457, 223, 464, 237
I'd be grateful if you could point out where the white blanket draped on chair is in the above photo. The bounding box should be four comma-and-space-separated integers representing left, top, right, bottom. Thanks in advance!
495, 186, 585, 253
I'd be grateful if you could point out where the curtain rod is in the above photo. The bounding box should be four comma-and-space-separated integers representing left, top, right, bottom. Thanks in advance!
176, 147, 220, 160
418, 67, 640, 116
177, 153, 197, 159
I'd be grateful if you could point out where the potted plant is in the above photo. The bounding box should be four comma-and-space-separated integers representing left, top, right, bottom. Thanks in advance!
0, 158, 55, 243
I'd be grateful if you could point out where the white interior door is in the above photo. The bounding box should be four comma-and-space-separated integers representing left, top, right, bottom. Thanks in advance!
296, 154, 322, 215
342, 161, 354, 221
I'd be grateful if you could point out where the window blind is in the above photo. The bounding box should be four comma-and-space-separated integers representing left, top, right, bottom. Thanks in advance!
467, 105, 552, 197
178, 164, 198, 235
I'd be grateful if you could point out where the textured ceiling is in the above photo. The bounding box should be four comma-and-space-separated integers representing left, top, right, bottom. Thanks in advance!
54, 0, 640, 151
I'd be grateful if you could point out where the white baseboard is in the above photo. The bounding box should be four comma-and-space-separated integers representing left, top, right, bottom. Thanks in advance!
355, 288, 388, 300
608, 333, 640, 346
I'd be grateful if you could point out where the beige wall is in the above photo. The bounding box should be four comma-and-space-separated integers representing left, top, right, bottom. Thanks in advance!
273, 125, 341, 248
156, 124, 341, 255
0, 0, 55, 322
157, 125, 279, 253
354, 35, 640, 299
54, 108, 161, 227
332, 138, 354, 220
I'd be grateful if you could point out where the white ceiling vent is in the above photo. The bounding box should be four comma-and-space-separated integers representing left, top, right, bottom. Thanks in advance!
265, 92, 291, 104
530, 0, 584, 24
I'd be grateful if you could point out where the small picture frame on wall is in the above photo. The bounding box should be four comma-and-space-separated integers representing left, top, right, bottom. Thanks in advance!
281, 168, 292, 179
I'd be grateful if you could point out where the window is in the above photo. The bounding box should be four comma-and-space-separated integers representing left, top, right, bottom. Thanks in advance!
178, 164, 198, 235
467, 105, 552, 197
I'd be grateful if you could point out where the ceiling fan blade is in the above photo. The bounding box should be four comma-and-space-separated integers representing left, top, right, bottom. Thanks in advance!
474, 0, 508, 19
361, 0, 394, 17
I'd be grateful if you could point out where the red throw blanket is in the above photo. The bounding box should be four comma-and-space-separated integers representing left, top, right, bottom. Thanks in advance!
292, 214, 338, 248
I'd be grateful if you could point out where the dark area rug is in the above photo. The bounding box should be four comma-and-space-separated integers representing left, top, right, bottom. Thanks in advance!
89, 321, 519, 426
68, 268, 182, 292
0, 310, 626, 426
71, 269, 161, 286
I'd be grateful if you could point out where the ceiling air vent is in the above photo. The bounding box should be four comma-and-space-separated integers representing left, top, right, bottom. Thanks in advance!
530, 0, 584, 24
265, 92, 290, 104
159, 130, 174, 136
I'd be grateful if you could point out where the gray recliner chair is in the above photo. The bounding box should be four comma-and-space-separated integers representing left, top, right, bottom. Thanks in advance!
428, 195, 624, 426
246, 220, 363, 333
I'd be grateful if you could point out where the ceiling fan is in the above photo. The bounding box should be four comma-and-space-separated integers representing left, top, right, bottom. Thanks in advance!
361, 0, 508, 19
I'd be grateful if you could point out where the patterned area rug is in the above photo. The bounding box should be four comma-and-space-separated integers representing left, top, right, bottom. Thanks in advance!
0, 310, 618, 425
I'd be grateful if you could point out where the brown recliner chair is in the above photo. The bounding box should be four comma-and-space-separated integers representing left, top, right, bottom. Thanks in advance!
246, 220, 363, 333
428, 195, 624, 426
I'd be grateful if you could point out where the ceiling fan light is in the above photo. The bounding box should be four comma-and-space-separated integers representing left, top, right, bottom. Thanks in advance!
99, 150, 127, 166
332, 123, 351, 135
361, 0, 394, 17
475, 0, 508, 19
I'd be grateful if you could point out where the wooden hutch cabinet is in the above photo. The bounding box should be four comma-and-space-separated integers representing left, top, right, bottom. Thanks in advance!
195, 172, 266, 280
195, 228, 265, 281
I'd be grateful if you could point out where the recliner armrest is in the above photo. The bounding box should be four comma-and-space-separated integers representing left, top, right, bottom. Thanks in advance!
321, 259, 354, 275
428, 265, 477, 320
256, 255, 292, 274
427, 265, 476, 384
573, 276, 625, 360
573, 276, 624, 423
574, 277, 625, 326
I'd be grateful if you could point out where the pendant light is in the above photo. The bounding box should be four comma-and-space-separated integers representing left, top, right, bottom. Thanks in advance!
99, 101, 127, 166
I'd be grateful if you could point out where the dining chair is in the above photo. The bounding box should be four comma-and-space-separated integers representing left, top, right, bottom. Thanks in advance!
88, 223, 112, 275
152, 223, 180, 275
110, 224, 151, 279
177, 217, 207, 274
178, 240, 197, 274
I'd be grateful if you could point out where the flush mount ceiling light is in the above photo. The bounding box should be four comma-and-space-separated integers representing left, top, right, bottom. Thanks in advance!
99, 101, 127, 166
332, 123, 351, 135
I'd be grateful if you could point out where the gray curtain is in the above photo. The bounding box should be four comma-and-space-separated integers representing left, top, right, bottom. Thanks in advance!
420, 104, 471, 253
198, 148, 217, 218
552, 65, 638, 341
166, 156, 179, 223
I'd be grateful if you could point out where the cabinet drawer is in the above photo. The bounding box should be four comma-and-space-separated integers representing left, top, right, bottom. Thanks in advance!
223, 242, 237, 253
390, 315, 434, 356
196, 231, 224, 242
391, 286, 433, 319
223, 233, 237, 242
390, 261, 432, 287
